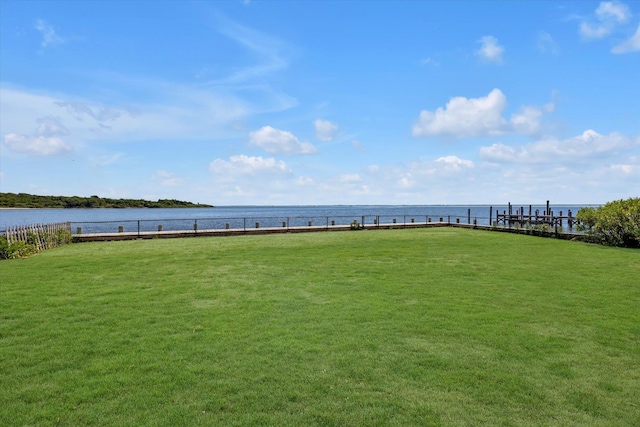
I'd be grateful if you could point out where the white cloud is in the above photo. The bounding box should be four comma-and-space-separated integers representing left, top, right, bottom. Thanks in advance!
36, 116, 69, 136
480, 130, 637, 164
612, 23, 640, 53
2, 133, 72, 155
0, 84, 250, 149
249, 126, 316, 155
435, 156, 474, 171
413, 89, 556, 139
339, 174, 361, 183
295, 176, 315, 186
420, 57, 440, 66
155, 170, 185, 187
313, 119, 339, 142
209, 154, 291, 175
35, 19, 66, 47
537, 31, 560, 55
208, 14, 290, 85
476, 36, 504, 64
611, 163, 640, 174
413, 88, 507, 138
580, 1, 632, 39
596, 1, 630, 23
510, 106, 544, 135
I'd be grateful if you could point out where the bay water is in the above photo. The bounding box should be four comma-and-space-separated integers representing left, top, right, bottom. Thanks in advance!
1, 204, 591, 234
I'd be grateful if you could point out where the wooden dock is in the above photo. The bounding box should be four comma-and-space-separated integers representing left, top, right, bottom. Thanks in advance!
494, 201, 577, 229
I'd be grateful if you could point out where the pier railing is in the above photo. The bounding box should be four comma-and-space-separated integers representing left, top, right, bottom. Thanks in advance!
69, 210, 583, 239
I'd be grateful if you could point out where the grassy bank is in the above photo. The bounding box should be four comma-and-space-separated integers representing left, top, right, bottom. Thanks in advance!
1, 228, 638, 426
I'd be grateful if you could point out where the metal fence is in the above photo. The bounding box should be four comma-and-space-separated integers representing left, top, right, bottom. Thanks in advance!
70, 213, 497, 235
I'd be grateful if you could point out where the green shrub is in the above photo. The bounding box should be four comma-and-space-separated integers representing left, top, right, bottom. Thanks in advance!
0, 236, 9, 259
0, 240, 38, 259
577, 198, 640, 247
55, 227, 72, 244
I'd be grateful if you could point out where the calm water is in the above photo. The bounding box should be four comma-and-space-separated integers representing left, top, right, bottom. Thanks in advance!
1, 204, 591, 234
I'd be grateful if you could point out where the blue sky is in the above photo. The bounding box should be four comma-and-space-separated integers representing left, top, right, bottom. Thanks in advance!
1, 0, 638, 205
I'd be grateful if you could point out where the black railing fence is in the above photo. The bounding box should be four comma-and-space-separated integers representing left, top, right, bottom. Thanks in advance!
71, 214, 483, 235
69, 211, 582, 236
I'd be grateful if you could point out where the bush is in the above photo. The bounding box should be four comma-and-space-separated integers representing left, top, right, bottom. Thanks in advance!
577, 198, 640, 247
0, 236, 38, 259
0, 236, 9, 259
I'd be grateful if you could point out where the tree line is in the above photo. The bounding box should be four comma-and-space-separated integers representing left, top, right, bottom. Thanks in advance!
0, 193, 213, 209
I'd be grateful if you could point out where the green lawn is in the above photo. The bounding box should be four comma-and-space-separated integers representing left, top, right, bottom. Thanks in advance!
1, 228, 639, 426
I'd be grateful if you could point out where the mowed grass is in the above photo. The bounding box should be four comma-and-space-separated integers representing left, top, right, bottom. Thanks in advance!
1, 228, 639, 426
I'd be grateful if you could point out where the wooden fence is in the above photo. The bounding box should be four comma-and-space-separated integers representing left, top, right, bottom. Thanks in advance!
3, 222, 72, 252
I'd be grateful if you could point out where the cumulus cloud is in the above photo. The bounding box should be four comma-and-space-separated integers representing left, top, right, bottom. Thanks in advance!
413, 89, 508, 138
2, 133, 72, 155
209, 154, 291, 175
35, 19, 66, 47
313, 119, 339, 142
510, 106, 545, 134
612, 23, 640, 53
476, 36, 504, 64
580, 1, 632, 39
480, 130, 637, 163
435, 156, 474, 171
249, 126, 316, 155
413, 89, 556, 139
2, 114, 72, 155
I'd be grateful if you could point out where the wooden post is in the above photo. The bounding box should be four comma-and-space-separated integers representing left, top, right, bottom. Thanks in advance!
468, 208, 471, 224
489, 206, 493, 226
255, 222, 260, 228
158, 225, 163, 232
118, 225, 124, 233
568, 210, 573, 228
546, 200, 550, 216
